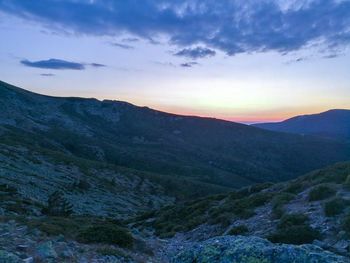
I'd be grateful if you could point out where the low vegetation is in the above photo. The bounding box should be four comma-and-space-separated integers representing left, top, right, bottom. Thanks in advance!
42, 191, 73, 216
342, 211, 350, 235
228, 225, 249, 236
323, 197, 347, 217
307, 184, 336, 202
77, 225, 133, 248
14, 215, 133, 248
267, 214, 320, 245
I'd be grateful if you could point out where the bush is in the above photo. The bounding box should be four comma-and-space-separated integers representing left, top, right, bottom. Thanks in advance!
284, 182, 304, 194
343, 175, 350, 190
267, 225, 319, 245
246, 192, 273, 208
324, 198, 347, 217
208, 213, 232, 227
308, 184, 336, 202
277, 213, 308, 229
77, 225, 133, 248
42, 191, 73, 216
250, 183, 273, 194
271, 193, 295, 219
228, 225, 248, 236
342, 211, 350, 234
267, 213, 319, 245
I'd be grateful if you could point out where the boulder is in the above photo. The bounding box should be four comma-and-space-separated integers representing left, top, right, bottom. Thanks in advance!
171, 236, 350, 263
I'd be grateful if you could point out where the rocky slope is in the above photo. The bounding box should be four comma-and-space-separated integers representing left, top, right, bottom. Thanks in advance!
137, 161, 350, 258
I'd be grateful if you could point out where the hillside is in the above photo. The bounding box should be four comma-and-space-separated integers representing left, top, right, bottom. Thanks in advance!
1, 159, 350, 262
1, 80, 350, 193
137, 161, 350, 259
253, 109, 350, 141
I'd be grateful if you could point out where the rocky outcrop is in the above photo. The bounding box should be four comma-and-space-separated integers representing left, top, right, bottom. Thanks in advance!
171, 236, 350, 263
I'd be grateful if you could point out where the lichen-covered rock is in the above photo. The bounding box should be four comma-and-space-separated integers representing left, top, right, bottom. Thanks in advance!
171, 236, 350, 263
0, 250, 22, 263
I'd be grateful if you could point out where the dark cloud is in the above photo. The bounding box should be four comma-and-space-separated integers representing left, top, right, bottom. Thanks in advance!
323, 54, 341, 59
90, 63, 106, 67
21, 59, 85, 70
111, 42, 134, 49
175, 47, 216, 59
122, 37, 139, 43
2, 0, 350, 56
40, 73, 55, 77
180, 62, 199, 68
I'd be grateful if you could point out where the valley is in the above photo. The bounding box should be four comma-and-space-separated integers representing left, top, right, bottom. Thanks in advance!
0, 81, 349, 262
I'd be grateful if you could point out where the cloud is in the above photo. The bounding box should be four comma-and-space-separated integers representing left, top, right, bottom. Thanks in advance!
323, 54, 341, 59
111, 42, 134, 49
1, 0, 350, 56
40, 73, 55, 77
122, 37, 139, 43
153, 61, 176, 67
90, 63, 106, 67
21, 59, 85, 70
180, 62, 199, 68
175, 47, 216, 59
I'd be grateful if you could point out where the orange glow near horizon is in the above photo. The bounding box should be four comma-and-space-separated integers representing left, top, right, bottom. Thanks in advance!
134, 103, 339, 124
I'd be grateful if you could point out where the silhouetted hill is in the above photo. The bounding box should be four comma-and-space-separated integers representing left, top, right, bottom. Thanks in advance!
1, 80, 350, 194
253, 110, 350, 141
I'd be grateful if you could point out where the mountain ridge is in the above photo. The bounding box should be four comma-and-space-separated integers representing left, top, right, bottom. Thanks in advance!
253, 109, 350, 141
1, 80, 350, 191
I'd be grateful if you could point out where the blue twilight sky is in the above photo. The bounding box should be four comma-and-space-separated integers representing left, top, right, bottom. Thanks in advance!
0, 0, 349, 122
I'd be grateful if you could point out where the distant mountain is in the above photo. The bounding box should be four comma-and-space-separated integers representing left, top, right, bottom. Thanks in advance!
253, 109, 350, 141
0, 80, 350, 196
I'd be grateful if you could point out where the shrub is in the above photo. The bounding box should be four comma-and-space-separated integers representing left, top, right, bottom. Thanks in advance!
284, 182, 304, 194
343, 175, 350, 190
324, 198, 347, 217
246, 192, 273, 208
96, 248, 130, 258
250, 182, 273, 194
267, 225, 319, 245
228, 225, 248, 236
271, 193, 295, 219
77, 225, 133, 248
42, 191, 73, 216
73, 179, 91, 191
308, 184, 336, 202
342, 211, 350, 234
267, 213, 319, 245
208, 213, 232, 227
277, 213, 308, 229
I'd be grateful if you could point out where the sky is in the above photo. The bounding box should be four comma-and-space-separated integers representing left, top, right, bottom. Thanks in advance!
0, 0, 349, 123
